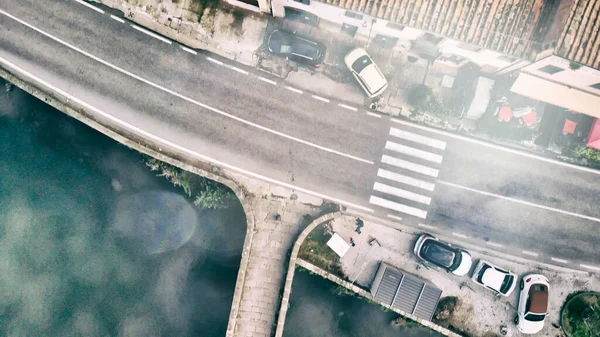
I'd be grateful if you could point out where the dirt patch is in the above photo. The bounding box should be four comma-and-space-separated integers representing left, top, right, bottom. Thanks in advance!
434, 296, 458, 323
298, 222, 345, 278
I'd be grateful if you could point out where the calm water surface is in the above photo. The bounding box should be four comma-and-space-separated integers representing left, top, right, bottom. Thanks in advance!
0, 81, 247, 337
284, 270, 443, 337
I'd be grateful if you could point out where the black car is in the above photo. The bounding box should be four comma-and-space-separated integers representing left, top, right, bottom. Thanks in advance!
267, 30, 326, 67
413, 234, 473, 276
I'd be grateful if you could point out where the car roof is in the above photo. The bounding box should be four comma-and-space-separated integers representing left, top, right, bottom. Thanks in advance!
528, 285, 549, 313
422, 239, 456, 268
359, 64, 387, 93
292, 42, 319, 59
481, 267, 505, 291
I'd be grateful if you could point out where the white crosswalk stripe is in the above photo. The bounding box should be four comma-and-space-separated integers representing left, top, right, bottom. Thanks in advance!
381, 154, 439, 177
369, 126, 448, 219
389, 127, 447, 150
377, 169, 435, 191
373, 182, 431, 205
369, 196, 428, 219
385, 141, 443, 163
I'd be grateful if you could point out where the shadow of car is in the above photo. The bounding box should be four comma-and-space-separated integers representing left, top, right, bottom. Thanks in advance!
267, 30, 326, 68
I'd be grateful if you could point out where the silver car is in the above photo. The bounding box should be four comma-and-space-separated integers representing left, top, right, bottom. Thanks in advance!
344, 48, 388, 98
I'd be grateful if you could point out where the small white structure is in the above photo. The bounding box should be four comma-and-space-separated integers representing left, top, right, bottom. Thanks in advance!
326, 233, 350, 258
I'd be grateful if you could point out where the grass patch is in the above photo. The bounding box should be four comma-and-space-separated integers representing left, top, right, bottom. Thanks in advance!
298, 222, 345, 278
561, 292, 600, 337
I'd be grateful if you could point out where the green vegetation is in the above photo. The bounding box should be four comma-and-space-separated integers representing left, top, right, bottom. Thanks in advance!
408, 85, 455, 117
144, 157, 237, 209
561, 292, 600, 337
573, 146, 600, 164
297, 222, 345, 278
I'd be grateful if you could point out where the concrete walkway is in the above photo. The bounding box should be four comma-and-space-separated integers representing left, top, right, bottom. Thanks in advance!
226, 197, 321, 337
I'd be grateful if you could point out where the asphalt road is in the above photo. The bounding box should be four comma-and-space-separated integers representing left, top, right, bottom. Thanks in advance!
1, 0, 599, 269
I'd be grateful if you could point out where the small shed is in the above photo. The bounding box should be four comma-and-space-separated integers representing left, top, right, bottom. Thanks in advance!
370, 262, 442, 321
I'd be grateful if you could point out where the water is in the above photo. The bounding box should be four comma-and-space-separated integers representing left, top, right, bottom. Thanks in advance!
0, 80, 247, 337
284, 270, 443, 337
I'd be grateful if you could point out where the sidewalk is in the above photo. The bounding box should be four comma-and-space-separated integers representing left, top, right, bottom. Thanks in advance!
314, 214, 600, 337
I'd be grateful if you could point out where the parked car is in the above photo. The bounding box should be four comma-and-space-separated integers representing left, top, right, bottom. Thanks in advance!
470, 260, 517, 296
344, 48, 388, 98
267, 30, 326, 67
413, 234, 473, 276
515, 274, 550, 334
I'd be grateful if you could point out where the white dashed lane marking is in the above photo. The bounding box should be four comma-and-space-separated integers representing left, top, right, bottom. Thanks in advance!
337, 103, 357, 111
131, 25, 172, 44
522, 250, 539, 257
206, 57, 223, 65
580, 264, 600, 271
418, 223, 436, 230
226, 65, 249, 75
110, 14, 125, 23
74, 0, 105, 13
452, 232, 468, 239
285, 86, 303, 94
551, 257, 569, 263
366, 112, 382, 118
180, 46, 197, 55
312, 95, 330, 103
257, 76, 277, 85
485, 241, 503, 248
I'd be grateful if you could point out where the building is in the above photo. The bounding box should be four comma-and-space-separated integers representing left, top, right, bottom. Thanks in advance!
510, 0, 600, 120
264, 0, 574, 73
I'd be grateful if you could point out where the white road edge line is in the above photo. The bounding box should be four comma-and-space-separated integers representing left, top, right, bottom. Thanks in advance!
312, 95, 330, 103
225, 65, 248, 75
74, 0, 105, 13
130, 25, 172, 44
485, 241, 503, 248
366, 112, 382, 118
390, 118, 600, 175
580, 264, 600, 271
0, 55, 375, 213
180, 46, 197, 55
522, 250, 539, 257
387, 214, 403, 221
418, 223, 436, 230
110, 14, 125, 23
257, 76, 277, 85
206, 56, 223, 65
437, 180, 600, 223
338, 103, 357, 111
285, 86, 303, 94
452, 232, 468, 239
551, 257, 569, 264
0, 11, 374, 165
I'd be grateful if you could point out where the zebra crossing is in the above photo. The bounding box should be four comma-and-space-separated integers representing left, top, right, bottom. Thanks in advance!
369, 126, 448, 220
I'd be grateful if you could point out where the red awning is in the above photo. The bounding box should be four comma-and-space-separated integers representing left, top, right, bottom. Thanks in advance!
587, 118, 600, 150
563, 119, 577, 134
521, 109, 537, 126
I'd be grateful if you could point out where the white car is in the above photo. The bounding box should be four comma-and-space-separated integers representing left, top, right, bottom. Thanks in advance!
470, 260, 517, 296
344, 48, 388, 98
515, 274, 550, 334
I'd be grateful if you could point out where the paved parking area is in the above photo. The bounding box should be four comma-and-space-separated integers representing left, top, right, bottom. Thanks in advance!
328, 215, 600, 337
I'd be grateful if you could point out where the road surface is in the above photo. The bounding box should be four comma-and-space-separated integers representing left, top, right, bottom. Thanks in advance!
1, 0, 599, 270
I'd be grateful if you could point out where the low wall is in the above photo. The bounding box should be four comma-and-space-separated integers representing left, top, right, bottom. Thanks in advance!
274, 212, 463, 337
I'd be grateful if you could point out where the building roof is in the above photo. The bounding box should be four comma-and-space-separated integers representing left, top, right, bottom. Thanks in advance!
555, 0, 600, 69
510, 72, 600, 118
323, 0, 573, 60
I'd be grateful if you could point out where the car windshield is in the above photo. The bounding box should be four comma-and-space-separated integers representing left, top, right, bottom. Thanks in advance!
280, 44, 292, 53
351, 55, 372, 73
423, 241, 456, 268
499, 275, 514, 294
476, 265, 490, 283
524, 313, 546, 322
